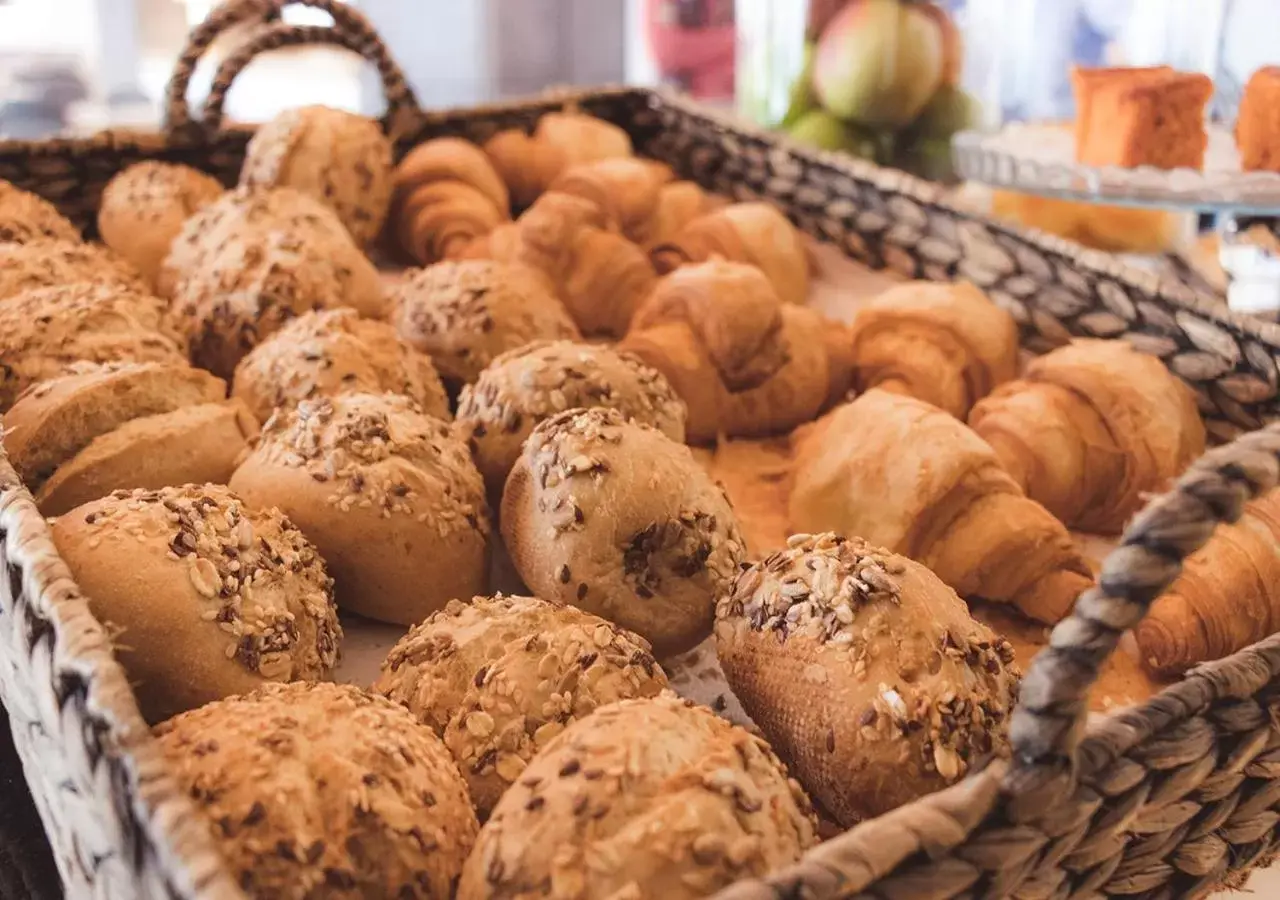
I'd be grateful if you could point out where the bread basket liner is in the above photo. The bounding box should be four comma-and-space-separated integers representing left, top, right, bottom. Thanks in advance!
3, 1, 1280, 897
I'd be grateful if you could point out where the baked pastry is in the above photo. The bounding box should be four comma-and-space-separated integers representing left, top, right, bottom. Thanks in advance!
533, 111, 634, 166
1071, 65, 1213, 169
1236, 67, 1280, 172
968, 339, 1205, 534
455, 340, 687, 498
0, 239, 146, 303
0, 282, 187, 411
501, 407, 745, 656
716, 532, 1020, 824
52, 485, 341, 723
646, 180, 723, 249
791, 390, 1094, 624
651, 202, 810, 305
230, 392, 490, 626
547, 157, 674, 243
373, 593, 668, 816
240, 105, 394, 246
456, 692, 817, 900
387, 259, 580, 392
0, 179, 81, 244
97, 161, 224, 287
154, 682, 477, 900
231, 308, 449, 423
390, 137, 511, 265
847, 280, 1018, 419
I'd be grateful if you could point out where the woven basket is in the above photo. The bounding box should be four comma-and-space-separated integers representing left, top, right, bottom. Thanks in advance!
3, 2, 1280, 898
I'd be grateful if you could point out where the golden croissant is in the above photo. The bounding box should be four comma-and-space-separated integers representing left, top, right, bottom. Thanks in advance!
848, 280, 1019, 418
548, 158, 673, 244
481, 111, 633, 210
645, 180, 724, 250
790, 389, 1094, 624
969, 339, 1205, 534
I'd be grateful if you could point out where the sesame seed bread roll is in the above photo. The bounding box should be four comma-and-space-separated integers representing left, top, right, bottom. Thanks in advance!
501, 407, 745, 657
97, 161, 224, 288
374, 593, 668, 817
0, 240, 146, 302
0, 178, 81, 244
230, 392, 491, 626
240, 105, 394, 246
231, 308, 450, 423
715, 533, 1021, 826
52, 485, 341, 724
455, 340, 687, 499
154, 682, 477, 900
457, 692, 817, 900
388, 259, 580, 392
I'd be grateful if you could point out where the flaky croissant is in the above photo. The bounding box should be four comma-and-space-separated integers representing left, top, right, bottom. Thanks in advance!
645, 180, 724, 250
969, 339, 1205, 534
390, 138, 511, 264
548, 158, 673, 244
481, 112, 633, 210
651, 202, 810, 305
848, 280, 1019, 418
790, 389, 1094, 624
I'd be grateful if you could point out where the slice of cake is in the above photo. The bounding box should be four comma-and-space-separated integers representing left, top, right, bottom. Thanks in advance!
1236, 67, 1280, 172
1071, 65, 1213, 170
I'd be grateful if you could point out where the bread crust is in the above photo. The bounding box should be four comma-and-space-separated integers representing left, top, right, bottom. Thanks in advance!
0, 179, 81, 244
0, 240, 146, 303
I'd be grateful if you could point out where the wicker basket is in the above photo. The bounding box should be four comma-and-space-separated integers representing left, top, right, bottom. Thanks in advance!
3, 2, 1280, 898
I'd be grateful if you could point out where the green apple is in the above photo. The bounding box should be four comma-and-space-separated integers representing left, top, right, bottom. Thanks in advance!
779, 43, 818, 129
896, 136, 957, 183
908, 84, 980, 141
787, 110, 881, 160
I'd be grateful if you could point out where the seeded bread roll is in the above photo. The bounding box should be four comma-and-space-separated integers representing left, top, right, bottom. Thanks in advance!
716, 532, 1021, 825
455, 340, 687, 498
0, 179, 81, 244
52, 485, 341, 723
232, 308, 450, 423
230, 392, 490, 626
457, 692, 817, 900
154, 682, 477, 900
501, 407, 744, 656
388, 260, 581, 392
373, 593, 668, 816
0, 240, 146, 302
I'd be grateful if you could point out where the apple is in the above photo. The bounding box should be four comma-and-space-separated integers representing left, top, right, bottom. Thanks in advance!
908, 84, 980, 141
895, 136, 957, 183
779, 42, 818, 129
787, 110, 881, 160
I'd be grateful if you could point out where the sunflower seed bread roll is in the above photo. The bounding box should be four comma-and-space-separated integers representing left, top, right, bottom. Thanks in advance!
0, 178, 81, 244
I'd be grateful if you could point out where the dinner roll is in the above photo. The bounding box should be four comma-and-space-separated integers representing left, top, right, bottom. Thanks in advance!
373, 593, 668, 816
154, 682, 477, 899
0, 179, 81, 244
455, 340, 687, 498
232, 308, 450, 423
0, 240, 146, 302
230, 392, 490, 626
52, 485, 341, 723
501, 407, 744, 656
457, 692, 817, 900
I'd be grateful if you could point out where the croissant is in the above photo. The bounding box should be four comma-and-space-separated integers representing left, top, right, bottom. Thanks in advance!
645, 180, 724, 249
548, 158, 673, 244
620, 260, 850, 442
848, 280, 1019, 418
390, 137, 511, 264
651, 202, 810, 305
481, 112, 633, 210
968, 339, 1205, 534
790, 389, 1094, 624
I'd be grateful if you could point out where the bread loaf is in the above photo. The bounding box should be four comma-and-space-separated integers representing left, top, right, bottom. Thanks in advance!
501, 407, 744, 656
0, 240, 146, 302
457, 692, 817, 900
154, 682, 477, 900
52, 485, 341, 723
0, 179, 81, 244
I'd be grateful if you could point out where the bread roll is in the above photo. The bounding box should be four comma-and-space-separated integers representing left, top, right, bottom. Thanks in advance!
52, 485, 341, 723
457, 692, 817, 900
154, 682, 477, 900
388, 259, 580, 391
231, 308, 449, 423
501, 407, 744, 656
373, 593, 668, 816
230, 392, 490, 626
0, 179, 81, 244
241, 105, 394, 246
455, 340, 687, 498
0, 240, 146, 302
97, 161, 224, 288
716, 533, 1021, 825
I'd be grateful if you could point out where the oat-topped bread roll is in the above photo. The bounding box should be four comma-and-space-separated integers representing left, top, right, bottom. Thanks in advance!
388, 259, 580, 392
3, 361, 257, 515
502, 407, 744, 656
455, 340, 687, 498
716, 533, 1020, 825
230, 392, 490, 626
241, 105, 394, 246
457, 692, 817, 900
0, 179, 81, 244
374, 593, 668, 816
97, 161, 224, 288
52, 485, 341, 723
0, 282, 187, 411
155, 682, 477, 900
231, 308, 449, 423
0, 239, 146, 302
